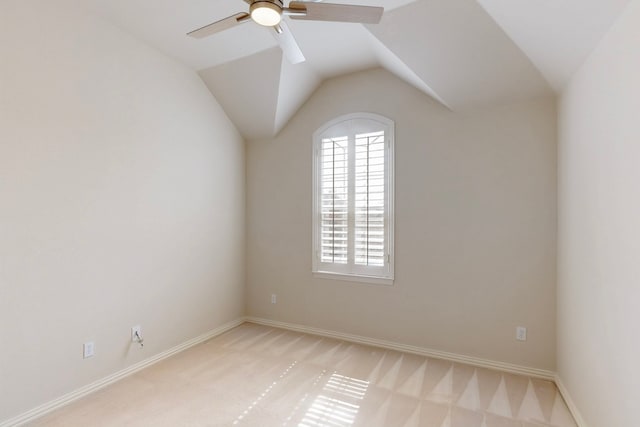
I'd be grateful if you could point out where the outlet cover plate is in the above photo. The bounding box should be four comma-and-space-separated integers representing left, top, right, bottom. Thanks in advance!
83, 341, 95, 358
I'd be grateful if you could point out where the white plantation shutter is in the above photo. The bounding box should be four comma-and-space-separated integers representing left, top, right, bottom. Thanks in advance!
313, 113, 394, 284
355, 131, 385, 267
320, 136, 349, 264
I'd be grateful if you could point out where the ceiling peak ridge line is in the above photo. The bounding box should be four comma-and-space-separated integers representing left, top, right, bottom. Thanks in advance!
363, 26, 452, 110
198, 47, 285, 140
365, 0, 553, 111
475, 0, 632, 91
273, 59, 322, 136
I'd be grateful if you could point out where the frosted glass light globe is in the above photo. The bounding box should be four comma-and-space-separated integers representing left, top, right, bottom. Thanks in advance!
250, 2, 282, 26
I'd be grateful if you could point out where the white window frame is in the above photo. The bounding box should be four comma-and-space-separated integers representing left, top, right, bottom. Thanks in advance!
312, 112, 395, 285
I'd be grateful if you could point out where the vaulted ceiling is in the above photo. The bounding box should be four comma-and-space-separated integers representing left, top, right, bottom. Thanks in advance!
89, 0, 631, 140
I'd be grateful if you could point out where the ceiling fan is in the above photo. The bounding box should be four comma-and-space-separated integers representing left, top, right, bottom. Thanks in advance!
187, 0, 384, 64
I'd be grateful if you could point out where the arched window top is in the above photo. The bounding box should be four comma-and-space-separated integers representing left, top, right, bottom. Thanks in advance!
314, 112, 394, 141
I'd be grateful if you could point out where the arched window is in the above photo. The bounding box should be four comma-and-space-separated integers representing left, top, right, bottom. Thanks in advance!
312, 113, 394, 285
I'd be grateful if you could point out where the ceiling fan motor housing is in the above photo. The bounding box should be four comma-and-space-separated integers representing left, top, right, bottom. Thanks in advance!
250, 0, 284, 26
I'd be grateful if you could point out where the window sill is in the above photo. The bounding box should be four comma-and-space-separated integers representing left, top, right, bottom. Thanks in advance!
312, 271, 394, 286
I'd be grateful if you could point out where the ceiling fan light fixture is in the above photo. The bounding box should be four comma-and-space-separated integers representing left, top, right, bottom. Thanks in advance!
250, 1, 283, 26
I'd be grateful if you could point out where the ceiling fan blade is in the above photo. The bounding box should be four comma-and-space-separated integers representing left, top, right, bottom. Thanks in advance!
187, 13, 250, 39
272, 21, 305, 64
285, 2, 383, 24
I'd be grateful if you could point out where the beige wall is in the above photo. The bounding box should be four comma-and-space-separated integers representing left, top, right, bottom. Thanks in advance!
558, 1, 640, 425
246, 68, 557, 370
0, 1, 245, 422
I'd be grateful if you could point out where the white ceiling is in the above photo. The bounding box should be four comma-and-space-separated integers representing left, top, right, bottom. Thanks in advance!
88, 0, 631, 140
476, 0, 631, 91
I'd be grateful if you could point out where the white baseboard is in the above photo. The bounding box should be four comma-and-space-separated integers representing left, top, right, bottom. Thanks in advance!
245, 316, 556, 381
0, 317, 245, 427
4, 316, 583, 427
554, 374, 588, 427
246, 317, 592, 427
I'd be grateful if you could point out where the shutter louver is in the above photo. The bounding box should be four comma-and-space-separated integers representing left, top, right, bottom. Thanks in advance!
355, 131, 385, 266
320, 137, 349, 264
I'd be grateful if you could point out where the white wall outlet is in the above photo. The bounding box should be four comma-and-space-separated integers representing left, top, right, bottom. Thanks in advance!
131, 325, 142, 342
516, 326, 527, 341
271, 294, 277, 304
83, 341, 95, 359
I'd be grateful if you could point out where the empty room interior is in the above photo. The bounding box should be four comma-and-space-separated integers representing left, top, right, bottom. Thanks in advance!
1, 0, 638, 426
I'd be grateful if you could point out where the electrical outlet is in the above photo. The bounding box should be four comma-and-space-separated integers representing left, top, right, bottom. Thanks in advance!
516, 326, 527, 341
271, 294, 277, 304
83, 341, 95, 359
131, 325, 142, 342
